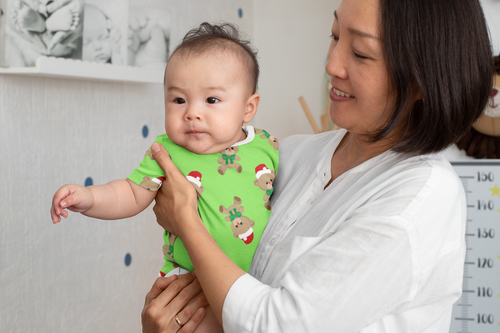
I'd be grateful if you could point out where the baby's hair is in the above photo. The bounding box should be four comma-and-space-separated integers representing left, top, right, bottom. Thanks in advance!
170, 22, 259, 94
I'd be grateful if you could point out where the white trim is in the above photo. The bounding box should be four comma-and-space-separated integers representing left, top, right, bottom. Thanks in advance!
232, 126, 255, 147
186, 176, 202, 187
256, 167, 271, 179
238, 227, 254, 240
152, 178, 163, 185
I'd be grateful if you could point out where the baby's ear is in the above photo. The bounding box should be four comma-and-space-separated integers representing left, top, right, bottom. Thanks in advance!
243, 93, 260, 123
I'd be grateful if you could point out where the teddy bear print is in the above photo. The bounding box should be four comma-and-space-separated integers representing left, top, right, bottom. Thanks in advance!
139, 176, 165, 191
253, 164, 275, 210
217, 146, 242, 175
144, 148, 154, 160
162, 233, 180, 268
219, 196, 255, 244
186, 171, 204, 199
145, 147, 173, 161
255, 129, 279, 151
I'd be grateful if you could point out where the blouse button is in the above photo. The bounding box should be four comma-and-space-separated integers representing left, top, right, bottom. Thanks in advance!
269, 236, 278, 245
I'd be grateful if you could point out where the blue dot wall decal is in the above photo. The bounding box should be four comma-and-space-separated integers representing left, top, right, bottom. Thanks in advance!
142, 125, 149, 138
84, 177, 93, 187
238, 8, 243, 18
124, 253, 132, 266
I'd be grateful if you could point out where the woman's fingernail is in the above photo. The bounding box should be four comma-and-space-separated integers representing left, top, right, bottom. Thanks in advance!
151, 143, 160, 153
61, 200, 66, 207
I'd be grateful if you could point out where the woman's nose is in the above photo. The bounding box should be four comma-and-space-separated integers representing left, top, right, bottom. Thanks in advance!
325, 40, 348, 80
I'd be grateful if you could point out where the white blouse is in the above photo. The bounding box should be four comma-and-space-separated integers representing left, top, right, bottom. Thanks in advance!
222, 129, 466, 333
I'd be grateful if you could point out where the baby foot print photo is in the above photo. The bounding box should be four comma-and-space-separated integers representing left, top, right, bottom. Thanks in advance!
45, 1, 82, 51
11, 0, 46, 33
45, 1, 80, 32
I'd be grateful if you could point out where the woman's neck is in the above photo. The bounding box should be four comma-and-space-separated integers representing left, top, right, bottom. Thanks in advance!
325, 131, 394, 189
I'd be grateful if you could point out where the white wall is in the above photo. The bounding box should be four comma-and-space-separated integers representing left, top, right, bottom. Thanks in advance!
0, 1, 254, 332
481, 0, 500, 55
0, 0, 339, 332
251, 0, 339, 140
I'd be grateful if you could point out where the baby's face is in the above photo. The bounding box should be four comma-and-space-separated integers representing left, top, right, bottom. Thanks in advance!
82, 5, 111, 63
163, 52, 256, 154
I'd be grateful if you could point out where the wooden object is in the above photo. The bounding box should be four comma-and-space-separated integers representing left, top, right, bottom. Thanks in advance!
298, 96, 320, 134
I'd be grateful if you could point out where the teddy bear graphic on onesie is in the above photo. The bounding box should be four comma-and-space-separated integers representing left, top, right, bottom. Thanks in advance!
217, 146, 242, 175
219, 196, 256, 244
253, 164, 276, 210
127, 126, 279, 276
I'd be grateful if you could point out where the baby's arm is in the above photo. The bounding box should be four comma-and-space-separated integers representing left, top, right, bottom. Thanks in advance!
50, 179, 156, 223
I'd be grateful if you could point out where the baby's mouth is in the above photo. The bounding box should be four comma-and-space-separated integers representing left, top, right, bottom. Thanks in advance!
187, 130, 205, 135
333, 88, 355, 98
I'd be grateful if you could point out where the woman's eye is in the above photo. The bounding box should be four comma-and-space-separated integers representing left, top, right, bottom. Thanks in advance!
206, 97, 220, 104
173, 98, 186, 104
330, 34, 339, 42
353, 52, 369, 60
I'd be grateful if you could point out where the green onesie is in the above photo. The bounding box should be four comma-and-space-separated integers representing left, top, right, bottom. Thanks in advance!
128, 126, 279, 276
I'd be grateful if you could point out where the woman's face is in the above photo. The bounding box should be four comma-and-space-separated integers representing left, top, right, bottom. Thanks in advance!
326, 0, 394, 137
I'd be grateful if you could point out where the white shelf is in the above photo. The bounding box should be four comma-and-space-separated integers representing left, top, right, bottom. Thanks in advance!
0, 56, 164, 84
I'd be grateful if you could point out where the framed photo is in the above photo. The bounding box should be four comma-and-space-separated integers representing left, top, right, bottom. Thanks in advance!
1, 0, 84, 67
82, 0, 128, 65
127, 6, 171, 69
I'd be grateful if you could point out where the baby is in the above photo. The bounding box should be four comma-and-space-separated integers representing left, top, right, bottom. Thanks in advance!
82, 3, 122, 64
50, 22, 279, 280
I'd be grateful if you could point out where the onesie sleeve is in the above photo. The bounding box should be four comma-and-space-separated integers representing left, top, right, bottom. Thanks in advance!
127, 136, 166, 191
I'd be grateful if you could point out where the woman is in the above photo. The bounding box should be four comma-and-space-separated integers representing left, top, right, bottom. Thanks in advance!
142, 0, 494, 331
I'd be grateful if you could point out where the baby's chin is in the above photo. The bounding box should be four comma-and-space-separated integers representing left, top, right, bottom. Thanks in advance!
185, 144, 230, 155
170, 139, 228, 155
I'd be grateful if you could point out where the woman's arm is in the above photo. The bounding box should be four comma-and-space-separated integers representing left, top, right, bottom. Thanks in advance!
149, 142, 465, 332
149, 143, 246, 324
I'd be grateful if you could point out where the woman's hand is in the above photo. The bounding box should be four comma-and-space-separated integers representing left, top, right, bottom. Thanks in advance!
150, 142, 245, 324
142, 273, 208, 333
151, 143, 201, 237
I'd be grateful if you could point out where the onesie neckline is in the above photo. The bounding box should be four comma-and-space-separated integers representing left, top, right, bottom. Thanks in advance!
232, 126, 255, 147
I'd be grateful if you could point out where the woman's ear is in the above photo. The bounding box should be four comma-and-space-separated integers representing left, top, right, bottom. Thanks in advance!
243, 93, 260, 123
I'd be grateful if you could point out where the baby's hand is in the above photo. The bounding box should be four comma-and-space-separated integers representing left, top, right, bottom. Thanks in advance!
50, 184, 94, 224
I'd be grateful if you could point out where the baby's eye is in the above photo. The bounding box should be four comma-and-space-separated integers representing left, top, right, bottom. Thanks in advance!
206, 97, 220, 104
173, 98, 186, 104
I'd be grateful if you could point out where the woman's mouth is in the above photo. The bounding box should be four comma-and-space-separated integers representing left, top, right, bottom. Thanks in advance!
332, 87, 355, 98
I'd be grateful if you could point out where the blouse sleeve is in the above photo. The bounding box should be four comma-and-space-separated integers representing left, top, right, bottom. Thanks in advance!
222, 214, 419, 332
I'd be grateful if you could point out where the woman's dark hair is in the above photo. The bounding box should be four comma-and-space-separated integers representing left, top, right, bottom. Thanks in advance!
376, 0, 495, 155
169, 22, 259, 94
